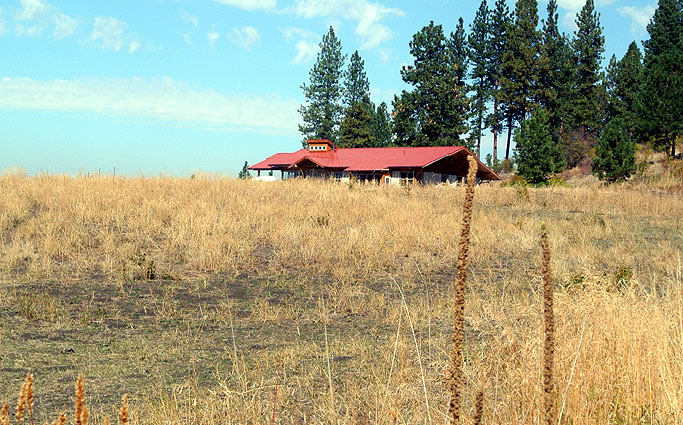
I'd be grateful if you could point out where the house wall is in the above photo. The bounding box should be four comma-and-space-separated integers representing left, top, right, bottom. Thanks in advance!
390, 171, 400, 185
281, 169, 462, 185
422, 171, 463, 185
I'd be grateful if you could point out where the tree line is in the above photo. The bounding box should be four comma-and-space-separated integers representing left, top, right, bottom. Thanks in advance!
298, 0, 682, 183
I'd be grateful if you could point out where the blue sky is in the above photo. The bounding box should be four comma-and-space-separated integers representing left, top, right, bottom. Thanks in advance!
0, 0, 656, 176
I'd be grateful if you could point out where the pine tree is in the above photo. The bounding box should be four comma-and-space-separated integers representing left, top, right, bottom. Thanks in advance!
539, 0, 572, 136
371, 102, 392, 147
592, 117, 637, 182
238, 161, 251, 179
339, 103, 374, 147
514, 109, 565, 184
608, 42, 644, 137
640, 0, 683, 156
340, 50, 375, 147
500, 0, 541, 159
571, 0, 606, 134
487, 0, 511, 163
468, 0, 491, 156
605, 54, 620, 121
391, 91, 419, 146
298, 27, 346, 146
554, 34, 578, 132
643, 0, 682, 67
392, 21, 470, 146
450, 18, 470, 89
343, 50, 371, 108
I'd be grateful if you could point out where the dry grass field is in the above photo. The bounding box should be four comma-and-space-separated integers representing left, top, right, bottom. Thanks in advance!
0, 165, 681, 424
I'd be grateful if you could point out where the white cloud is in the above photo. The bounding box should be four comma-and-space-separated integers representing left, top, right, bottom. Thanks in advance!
618, 5, 656, 35
15, 22, 42, 36
128, 40, 141, 53
90, 16, 126, 51
181, 11, 199, 27
15, 0, 50, 36
561, 11, 578, 31
281, 27, 319, 64
557, 0, 619, 11
211, 0, 277, 11
0, 77, 300, 136
53, 13, 77, 39
228, 25, 261, 50
208, 29, 219, 48
290, 0, 404, 49
14, 0, 78, 39
16, 0, 50, 21
292, 40, 318, 63
281, 26, 316, 42
370, 87, 396, 105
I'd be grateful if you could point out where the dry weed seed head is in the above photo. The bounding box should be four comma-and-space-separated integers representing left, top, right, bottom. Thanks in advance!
80, 406, 88, 425
75, 375, 85, 425
25, 374, 34, 424
472, 390, 484, 425
448, 155, 478, 425
16, 379, 27, 423
541, 225, 556, 425
57, 413, 67, 425
119, 394, 129, 425
1, 403, 9, 425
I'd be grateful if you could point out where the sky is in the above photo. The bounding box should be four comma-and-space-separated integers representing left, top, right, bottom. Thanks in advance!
0, 0, 657, 176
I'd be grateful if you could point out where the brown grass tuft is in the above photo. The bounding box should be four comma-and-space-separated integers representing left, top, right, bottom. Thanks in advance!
448, 156, 478, 425
541, 226, 556, 425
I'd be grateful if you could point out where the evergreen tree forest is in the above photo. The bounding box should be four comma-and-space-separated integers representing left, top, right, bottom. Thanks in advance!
298, 0, 682, 182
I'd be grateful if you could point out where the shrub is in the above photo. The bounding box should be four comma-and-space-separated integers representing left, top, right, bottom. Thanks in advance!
547, 177, 568, 187
592, 118, 637, 183
499, 158, 514, 174
514, 109, 565, 184
559, 127, 597, 169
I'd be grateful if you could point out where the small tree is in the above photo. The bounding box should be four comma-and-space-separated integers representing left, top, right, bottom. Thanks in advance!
238, 161, 251, 179
514, 109, 565, 184
592, 118, 637, 183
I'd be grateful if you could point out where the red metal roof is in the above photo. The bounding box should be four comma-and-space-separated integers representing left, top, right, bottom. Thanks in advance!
250, 145, 501, 180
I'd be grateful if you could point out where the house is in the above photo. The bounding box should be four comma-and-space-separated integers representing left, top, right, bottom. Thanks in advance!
249, 139, 500, 184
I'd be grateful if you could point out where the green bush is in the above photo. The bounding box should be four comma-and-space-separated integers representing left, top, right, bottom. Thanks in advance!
592, 118, 637, 183
514, 109, 565, 184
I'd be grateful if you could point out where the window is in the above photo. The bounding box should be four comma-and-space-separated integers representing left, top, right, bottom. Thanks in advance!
400, 171, 414, 185
334, 172, 342, 182
384, 176, 390, 185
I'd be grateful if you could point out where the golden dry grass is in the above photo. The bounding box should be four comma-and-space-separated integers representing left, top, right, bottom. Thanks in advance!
0, 171, 681, 424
